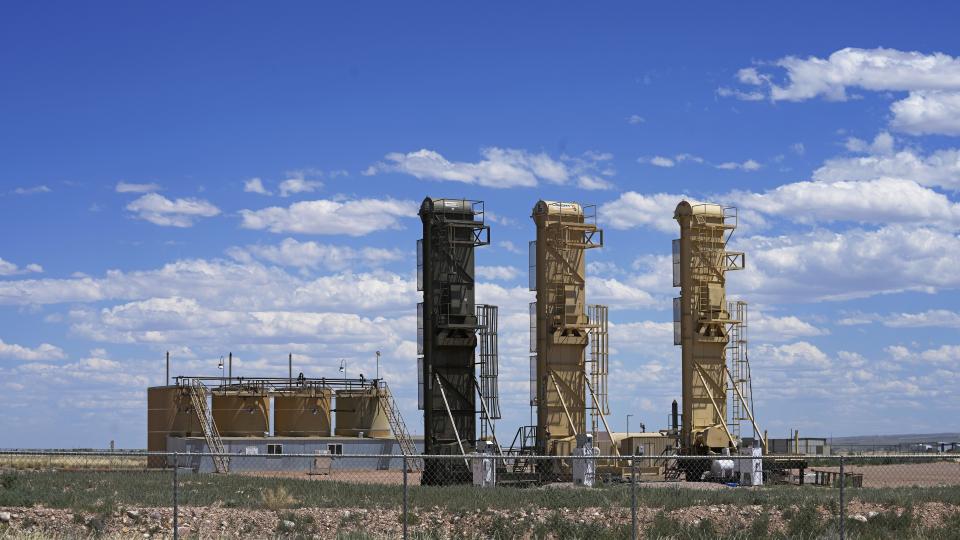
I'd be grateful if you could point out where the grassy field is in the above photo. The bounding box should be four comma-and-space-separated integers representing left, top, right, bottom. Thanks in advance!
1, 469, 959, 538
1, 469, 959, 511
0, 455, 146, 471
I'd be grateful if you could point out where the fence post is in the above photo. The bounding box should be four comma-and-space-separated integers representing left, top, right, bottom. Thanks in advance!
403, 455, 408, 540
631, 458, 637, 540
172, 452, 179, 540
839, 455, 845, 540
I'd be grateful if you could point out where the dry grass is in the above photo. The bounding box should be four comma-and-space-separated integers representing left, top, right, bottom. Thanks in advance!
260, 485, 299, 510
0, 455, 146, 471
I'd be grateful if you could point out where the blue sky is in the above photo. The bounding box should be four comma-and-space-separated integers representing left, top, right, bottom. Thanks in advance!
2, 2, 960, 448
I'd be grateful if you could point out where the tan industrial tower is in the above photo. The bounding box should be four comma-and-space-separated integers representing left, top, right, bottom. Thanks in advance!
529, 200, 608, 457
673, 201, 745, 454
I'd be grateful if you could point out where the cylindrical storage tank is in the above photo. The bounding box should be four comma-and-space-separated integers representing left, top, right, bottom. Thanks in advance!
274, 389, 333, 437
212, 393, 270, 437
147, 386, 202, 467
334, 389, 391, 438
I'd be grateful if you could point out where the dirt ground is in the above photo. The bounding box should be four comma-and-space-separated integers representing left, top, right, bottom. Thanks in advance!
812, 461, 960, 488
0, 501, 958, 539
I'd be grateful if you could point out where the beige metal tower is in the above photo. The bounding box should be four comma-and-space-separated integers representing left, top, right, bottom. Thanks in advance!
673, 201, 744, 453
529, 200, 606, 456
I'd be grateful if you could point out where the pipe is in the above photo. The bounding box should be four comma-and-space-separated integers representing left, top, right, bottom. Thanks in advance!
166, 351, 170, 386
288, 353, 292, 385
671, 400, 679, 433
228, 352, 232, 381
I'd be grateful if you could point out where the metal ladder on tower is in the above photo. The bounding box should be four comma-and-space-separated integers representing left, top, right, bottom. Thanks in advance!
187, 379, 229, 473
377, 382, 422, 471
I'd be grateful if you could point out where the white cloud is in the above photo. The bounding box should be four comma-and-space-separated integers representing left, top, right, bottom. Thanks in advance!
476, 266, 522, 281
815, 145, 960, 190
278, 170, 323, 197
366, 147, 573, 188
627, 114, 645, 124
735, 224, 960, 302
239, 198, 416, 236
0, 257, 43, 276
716, 87, 765, 101
499, 241, 522, 254
115, 182, 161, 193
790, 143, 806, 155
716, 159, 761, 171
12, 185, 51, 195
727, 47, 960, 135
590, 277, 658, 309
74, 296, 395, 347
577, 175, 614, 190
734, 177, 960, 226
737, 47, 960, 102
843, 132, 895, 155
0, 258, 419, 314
0, 338, 66, 361
646, 156, 675, 168
750, 312, 828, 342
125, 193, 220, 227
890, 90, 960, 135
884, 309, 960, 328
756, 341, 830, 369
599, 192, 690, 233
243, 177, 271, 195
229, 238, 404, 271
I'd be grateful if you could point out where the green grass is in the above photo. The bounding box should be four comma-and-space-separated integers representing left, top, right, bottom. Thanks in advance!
2, 470, 960, 513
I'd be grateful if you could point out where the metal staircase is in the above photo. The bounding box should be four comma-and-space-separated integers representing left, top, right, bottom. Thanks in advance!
377, 382, 422, 471
187, 379, 229, 473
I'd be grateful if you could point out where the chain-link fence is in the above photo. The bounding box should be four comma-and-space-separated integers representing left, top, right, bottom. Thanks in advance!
1, 451, 958, 538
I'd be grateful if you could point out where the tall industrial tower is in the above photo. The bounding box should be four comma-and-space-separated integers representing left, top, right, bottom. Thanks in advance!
418, 198, 499, 483
529, 200, 607, 457
672, 201, 745, 454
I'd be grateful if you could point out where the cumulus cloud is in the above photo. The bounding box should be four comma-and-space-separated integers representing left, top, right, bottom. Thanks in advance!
725, 47, 960, 135
476, 266, 522, 281
74, 296, 393, 347
755, 341, 831, 369
115, 182, 161, 193
278, 170, 323, 197
576, 175, 614, 190
125, 193, 220, 227
734, 224, 960, 302
734, 47, 960, 102
734, 177, 960, 226
716, 159, 761, 171
890, 90, 960, 135
884, 309, 960, 328
0, 257, 43, 276
599, 192, 691, 233
364, 148, 611, 189
750, 312, 828, 342
0, 338, 66, 361
627, 114, 645, 124
0, 258, 419, 313
243, 177, 270, 195
239, 198, 416, 236
815, 144, 960, 191
647, 156, 675, 167
228, 238, 404, 271
12, 185, 51, 195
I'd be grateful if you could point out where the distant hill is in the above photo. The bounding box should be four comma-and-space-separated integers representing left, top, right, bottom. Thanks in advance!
830, 433, 960, 446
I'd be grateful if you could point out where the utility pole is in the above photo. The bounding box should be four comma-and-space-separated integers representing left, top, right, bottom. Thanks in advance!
166, 351, 170, 386
289, 353, 293, 385
627, 414, 633, 441
228, 352, 232, 381
376, 350, 381, 380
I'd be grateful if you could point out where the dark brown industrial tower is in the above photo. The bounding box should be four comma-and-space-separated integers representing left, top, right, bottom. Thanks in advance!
418, 198, 499, 484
